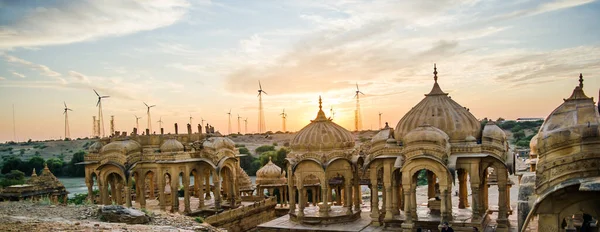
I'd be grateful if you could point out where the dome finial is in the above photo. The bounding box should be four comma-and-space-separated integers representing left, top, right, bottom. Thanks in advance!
579, 73, 584, 88
433, 63, 438, 83
319, 95, 322, 110
268, 156, 272, 162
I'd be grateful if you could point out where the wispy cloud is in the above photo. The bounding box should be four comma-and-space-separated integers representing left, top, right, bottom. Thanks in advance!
11, 71, 25, 78
0, 76, 5, 80
2, 54, 65, 83
0, 0, 193, 49
492, 0, 595, 21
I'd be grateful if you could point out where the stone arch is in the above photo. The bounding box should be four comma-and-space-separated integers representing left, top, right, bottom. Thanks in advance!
401, 157, 451, 187
291, 158, 324, 173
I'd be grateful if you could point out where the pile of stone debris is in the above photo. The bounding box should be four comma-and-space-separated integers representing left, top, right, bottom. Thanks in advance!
0, 201, 223, 232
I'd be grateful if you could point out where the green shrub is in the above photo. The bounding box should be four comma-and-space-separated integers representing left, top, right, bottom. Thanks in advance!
272, 142, 278, 146
255, 145, 275, 154
195, 216, 204, 223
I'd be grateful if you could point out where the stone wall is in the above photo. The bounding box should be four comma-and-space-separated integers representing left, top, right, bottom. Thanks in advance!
205, 197, 277, 232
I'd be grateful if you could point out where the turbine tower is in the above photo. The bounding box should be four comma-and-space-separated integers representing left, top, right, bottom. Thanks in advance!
237, 114, 241, 134
201, 117, 206, 127
92, 116, 97, 137
227, 109, 232, 135
63, 102, 72, 139
280, 109, 287, 132
244, 118, 248, 134
110, 115, 115, 136
94, 89, 110, 137
134, 115, 142, 132
378, 112, 383, 129
157, 117, 163, 130
354, 83, 365, 132
144, 102, 156, 133
257, 81, 268, 133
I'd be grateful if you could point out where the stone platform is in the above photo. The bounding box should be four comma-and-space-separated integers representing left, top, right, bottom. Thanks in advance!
289, 205, 362, 225
258, 211, 373, 231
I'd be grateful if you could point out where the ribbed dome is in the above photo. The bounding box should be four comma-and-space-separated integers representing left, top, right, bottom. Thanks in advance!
256, 157, 286, 185
291, 97, 355, 151
403, 124, 449, 145
395, 65, 481, 142
100, 140, 141, 155
529, 133, 539, 155
88, 141, 104, 153
257, 157, 282, 179
203, 137, 235, 150
482, 121, 506, 141
537, 75, 600, 152
160, 138, 184, 153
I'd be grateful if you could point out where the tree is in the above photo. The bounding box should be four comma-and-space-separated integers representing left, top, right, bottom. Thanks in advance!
46, 158, 64, 176
1, 157, 23, 174
68, 151, 85, 177
513, 131, 526, 142
0, 170, 26, 187
27, 156, 45, 174
255, 145, 275, 154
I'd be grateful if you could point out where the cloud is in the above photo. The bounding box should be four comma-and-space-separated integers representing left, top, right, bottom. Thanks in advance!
2, 54, 65, 83
68, 71, 90, 83
0, 0, 192, 49
0, 76, 5, 80
11, 72, 25, 78
492, 0, 595, 21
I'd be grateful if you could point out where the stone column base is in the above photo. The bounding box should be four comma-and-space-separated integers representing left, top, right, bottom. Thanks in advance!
401, 222, 414, 232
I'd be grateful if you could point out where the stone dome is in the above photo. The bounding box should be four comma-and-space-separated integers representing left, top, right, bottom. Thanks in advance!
371, 122, 394, 144
536, 76, 600, 153
529, 133, 539, 155
291, 97, 355, 151
403, 124, 449, 146
160, 138, 184, 153
100, 139, 141, 155
88, 141, 104, 153
482, 121, 507, 142
256, 157, 286, 185
203, 137, 235, 150
395, 65, 481, 142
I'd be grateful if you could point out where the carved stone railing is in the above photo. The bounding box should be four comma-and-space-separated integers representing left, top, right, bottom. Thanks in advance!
204, 197, 277, 226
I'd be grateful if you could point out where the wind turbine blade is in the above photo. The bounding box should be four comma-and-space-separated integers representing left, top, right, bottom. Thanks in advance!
68, 108, 73, 111
94, 89, 100, 97
262, 91, 268, 95
259, 80, 262, 90
102, 96, 110, 98
64, 101, 67, 108
144, 102, 148, 107
356, 83, 359, 91
151, 105, 156, 107
360, 91, 365, 95
96, 99, 100, 106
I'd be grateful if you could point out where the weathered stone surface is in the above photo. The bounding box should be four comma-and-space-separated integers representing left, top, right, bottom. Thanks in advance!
99, 205, 150, 224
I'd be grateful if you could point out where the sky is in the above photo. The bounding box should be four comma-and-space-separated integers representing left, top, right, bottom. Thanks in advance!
0, 0, 599, 142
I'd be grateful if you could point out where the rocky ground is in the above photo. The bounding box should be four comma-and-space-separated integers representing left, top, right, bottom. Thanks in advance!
0, 201, 224, 231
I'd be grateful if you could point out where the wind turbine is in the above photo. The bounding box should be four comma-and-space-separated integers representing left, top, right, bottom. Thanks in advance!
280, 109, 287, 132
201, 117, 206, 127
237, 114, 242, 134
134, 115, 142, 132
227, 109, 232, 135
379, 112, 383, 129
94, 89, 110, 137
244, 118, 248, 134
63, 102, 72, 139
257, 81, 268, 133
144, 102, 156, 133
157, 117, 163, 129
354, 83, 365, 132
189, 115, 193, 125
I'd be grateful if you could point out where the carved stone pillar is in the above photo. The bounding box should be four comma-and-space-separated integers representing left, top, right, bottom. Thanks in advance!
345, 183, 352, 214
139, 176, 146, 208
171, 178, 178, 213
458, 169, 468, 209
427, 171, 435, 199
370, 176, 380, 225
115, 181, 122, 205
158, 173, 166, 211
298, 187, 305, 217
392, 179, 399, 216
85, 180, 93, 203
289, 187, 296, 214
213, 174, 221, 210
204, 173, 211, 200
125, 180, 132, 207
319, 185, 330, 214
401, 184, 414, 231
471, 184, 480, 219
440, 187, 452, 222
411, 182, 417, 219
149, 175, 155, 199
353, 176, 361, 211
183, 173, 191, 214
497, 181, 509, 231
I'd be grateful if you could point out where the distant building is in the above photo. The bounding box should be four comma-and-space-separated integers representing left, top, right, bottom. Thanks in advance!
0, 164, 68, 203
515, 118, 544, 122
